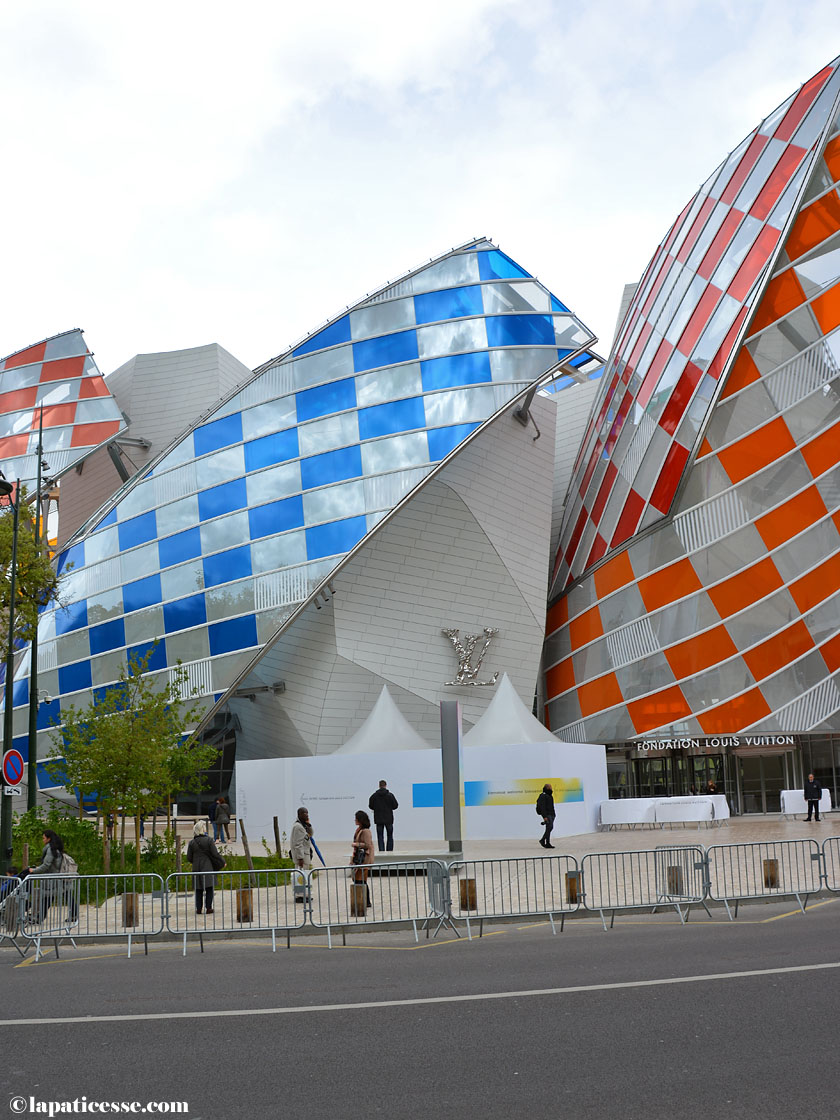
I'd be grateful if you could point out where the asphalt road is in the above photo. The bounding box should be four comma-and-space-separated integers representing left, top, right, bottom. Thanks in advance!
2, 899, 839, 1119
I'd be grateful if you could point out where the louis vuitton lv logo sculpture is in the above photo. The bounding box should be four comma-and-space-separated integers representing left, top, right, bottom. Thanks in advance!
441, 627, 499, 686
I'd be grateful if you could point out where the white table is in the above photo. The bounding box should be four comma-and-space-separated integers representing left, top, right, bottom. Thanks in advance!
655, 797, 714, 825
600, 798, 658, 828
781, 789, 832, 819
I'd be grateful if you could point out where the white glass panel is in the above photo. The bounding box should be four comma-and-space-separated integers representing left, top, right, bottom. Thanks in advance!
87, 587, 124, 624
423, 386, 495, 426
246, 461, 302, 505
154, 433, 195, 473
251, 532, 306, 574
489, 348, 555, 382
124, 605, 164, 646
206, 580, 255, 622
291, 345, 354, 389
36, 381, 75, 405
481, 282, 550, 314
197, 444, 245, 485
200, 511, 249, 555
120, 542, 159, 582
355, 364, 422, 405
157, 494, 200, 537
409, 253, 480, 294
302, 480, 365, 523
241, 396, 297, 440
297, 412, 358, 456
350, 298, 415, 341
361, 433, 429, 474
160, 559, 205, 600
553, 317, 593, 348
84, 525, 119, 564
416, 319, 487, 359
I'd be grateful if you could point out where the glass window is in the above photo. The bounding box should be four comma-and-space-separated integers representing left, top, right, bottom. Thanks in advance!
206, 580, 255, 623
414, 285, 483, 325
165, 626, 210, 663
123, 573, 162, 614
112, 480, 156, 520
117, 510, 157, 551
156, 495, 199, 538
427, 423, 480, 461
297, 411, 358, 456
163, 593, 207, 634
241, 396, 297, 440
420, 351, 491, 391
92, 654, 130, 690
200, 511, 249, 555
489, 348, 554, 382
355, 363, 423, 406
124, 605, 164, 646
293, 315, 351, 356
249, 496, 305, 540
208, 615, 259, 656
350, 298, 415, 340
303, 481, 366, 524
423, 386, 495, 426
204, 545, 252, 588
159, 526, 202, 569
358, 396, 426, 439
251, 531, 306, 573
305, 516, 367, 559
711, 215, 762, 289
87, 587, 124, 624
89, 618, 126, 655
410, 253, 480, 293
197, 478, 248, 522
244, 428, 299, 472
246, 461, 302, 505
194, 412, 243, 457
83, 526, 119, 564
301, 445, 363, 489
361, 433, 429, 474
291, 345, 354, 389
161, 560, 205, 600
56, 628, 89, 666
353, 331, 419, 373
154, 432, 195, 473
552, 317, 594, 349
127, 640, 167, 673
74, 398, 122, 424
482, 281, 550, 314
477, 250, 530, 281
296, 377, 357, 421
120, 541, 160, 582
197, 445, 245, 486
59, 660, 92, 695
416, 319, 487, 358
485, 315, 554, 348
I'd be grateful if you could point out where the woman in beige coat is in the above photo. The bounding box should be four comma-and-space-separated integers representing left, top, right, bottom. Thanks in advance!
350, 810, 375, 906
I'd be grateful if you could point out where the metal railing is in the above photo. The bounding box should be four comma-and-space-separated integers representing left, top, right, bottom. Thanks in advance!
580, 846, 708, 928
165, 868, 308, 953
706, 840, 822, 918
448, 856, 581, 938
19, 873, 165, 960
0, 877, 25, 957
822, 837, 840, 892
308, 860, 450, 947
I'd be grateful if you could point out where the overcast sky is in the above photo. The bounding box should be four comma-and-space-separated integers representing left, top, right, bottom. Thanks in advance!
1, 1, 838, 378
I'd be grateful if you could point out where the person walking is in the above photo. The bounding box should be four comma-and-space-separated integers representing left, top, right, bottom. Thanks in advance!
215, 798, 231, 843
208, 798, 218, 841
28, 830, 70, 923
186, 820, 223, 916
350, 809, 375, 908
368, 780, 399, 851
290, 807, 313, 903
804, 773, 823, 821
536, 783, 556, 849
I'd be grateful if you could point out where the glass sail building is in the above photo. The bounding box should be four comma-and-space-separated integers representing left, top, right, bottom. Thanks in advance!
544, 57, 840, 811
6, 240, 602, 795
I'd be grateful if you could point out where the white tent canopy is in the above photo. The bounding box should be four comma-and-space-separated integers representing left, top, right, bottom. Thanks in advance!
462, 673, 558, 748
335, 685, 432, 753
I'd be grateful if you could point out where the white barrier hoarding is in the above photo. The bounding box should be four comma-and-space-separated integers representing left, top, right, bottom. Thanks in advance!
236, 740, 607, 845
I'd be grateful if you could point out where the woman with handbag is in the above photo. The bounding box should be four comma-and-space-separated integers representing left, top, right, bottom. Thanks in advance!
186, 820, 225, 916
350, 810, 374, 910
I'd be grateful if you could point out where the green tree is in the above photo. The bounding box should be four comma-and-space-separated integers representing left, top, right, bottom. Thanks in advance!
0, 486, 61, 658
47, 647, 216, 871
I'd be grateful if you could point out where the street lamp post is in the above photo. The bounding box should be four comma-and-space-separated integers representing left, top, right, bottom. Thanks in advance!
0, 474, 20, 874
27, 410, 48, 812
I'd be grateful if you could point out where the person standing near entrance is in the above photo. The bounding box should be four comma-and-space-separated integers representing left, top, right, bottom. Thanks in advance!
368, 780, 399, 851
536, 783, 555, 849
804, 773, 823, 821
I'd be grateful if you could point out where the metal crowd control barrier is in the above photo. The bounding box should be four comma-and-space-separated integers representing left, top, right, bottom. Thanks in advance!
707, 840, 822, 918
581, 847, 707, 929
821, 837, 840, 892
0, 877, 26, 957
165, 868, 307, 953
308, 860, 450, 947
448, 856, 581, 938
19, 873, 165, 960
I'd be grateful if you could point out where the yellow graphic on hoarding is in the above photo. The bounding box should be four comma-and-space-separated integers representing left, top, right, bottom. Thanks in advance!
468, 778, 583, 806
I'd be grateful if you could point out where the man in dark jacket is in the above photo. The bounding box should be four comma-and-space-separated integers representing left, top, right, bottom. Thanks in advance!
369, 781, 399, 851
804, 773, 823, 821
536, 783, 556, 849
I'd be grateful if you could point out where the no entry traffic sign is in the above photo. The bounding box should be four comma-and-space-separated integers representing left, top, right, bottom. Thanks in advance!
2, 749, 24, 787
